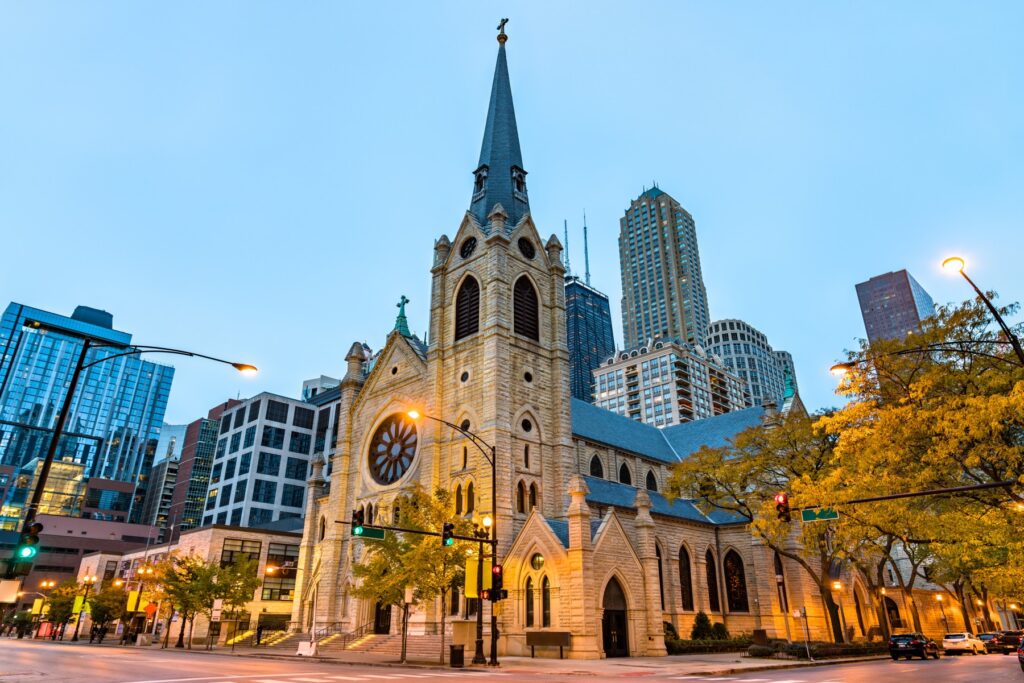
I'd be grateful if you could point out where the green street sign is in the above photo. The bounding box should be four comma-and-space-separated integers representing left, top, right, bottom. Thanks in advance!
355, 527, 386, 540
801, 508, 839, 523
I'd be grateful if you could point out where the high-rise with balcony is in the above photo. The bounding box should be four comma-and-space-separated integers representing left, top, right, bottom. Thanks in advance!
704, 319, 798, 408
856, 270, 935, 343
0, 302, 174, 525
619, 186, 710, 349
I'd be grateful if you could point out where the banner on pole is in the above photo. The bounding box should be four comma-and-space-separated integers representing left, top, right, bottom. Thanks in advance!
464, 557, 492, 599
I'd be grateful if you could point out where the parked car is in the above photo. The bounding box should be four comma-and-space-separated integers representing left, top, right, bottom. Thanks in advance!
999, 630, 1023, 655
978, 632, 1004, 653
941, 632, 986, 655
889, 632, 940, 660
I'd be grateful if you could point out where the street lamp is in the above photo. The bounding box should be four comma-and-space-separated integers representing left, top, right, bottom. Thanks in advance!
71, 575, 98, 641
935, 594, 949, 632
831, 581, 848, 643
10, 318, 257, 575
406, 408, 500, 665
941, 256, 1024, 366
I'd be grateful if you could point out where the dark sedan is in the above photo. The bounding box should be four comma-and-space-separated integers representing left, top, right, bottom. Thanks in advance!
889, 632, 940, 660
978, 632, 1003, 653
1000, 629, 1023, 654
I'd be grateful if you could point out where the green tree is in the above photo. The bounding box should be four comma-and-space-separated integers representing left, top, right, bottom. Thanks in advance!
45, 580, 80, 638
216, 554, 262, 641
88, 582, 126, 633
351, 484, 473, 662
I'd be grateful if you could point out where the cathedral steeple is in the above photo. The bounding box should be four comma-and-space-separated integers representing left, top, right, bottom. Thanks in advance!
470, 19, 529, 232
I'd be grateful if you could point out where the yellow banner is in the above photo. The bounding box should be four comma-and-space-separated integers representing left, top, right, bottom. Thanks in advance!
73, 595, 83, 614
464, 557, 492, 599
31, 598, 43, 615
127, 590, 141, 612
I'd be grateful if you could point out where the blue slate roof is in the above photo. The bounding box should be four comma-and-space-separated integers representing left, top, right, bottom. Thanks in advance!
570, 398, 763, 464
469, 40, 530, 232
661, 407, 764, 456
570, 398, 680, 462
543, 516, 605, 548
581, 475, 747, 526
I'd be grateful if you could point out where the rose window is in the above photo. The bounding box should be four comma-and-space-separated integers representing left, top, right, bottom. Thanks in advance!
368, 414, 418, 485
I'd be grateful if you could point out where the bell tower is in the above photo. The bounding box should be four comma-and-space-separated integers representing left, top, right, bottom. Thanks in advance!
426, 23, 573, 557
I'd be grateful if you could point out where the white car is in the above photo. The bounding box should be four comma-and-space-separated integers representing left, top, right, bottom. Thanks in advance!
942, 632, 987, 655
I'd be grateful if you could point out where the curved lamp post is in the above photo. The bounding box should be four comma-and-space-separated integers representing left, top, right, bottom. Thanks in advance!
406, 409, 499, 666
13, 318, 256, 568
829, 338, 1022, 377
70, 574, 98, 641
941, 256, 1024, 366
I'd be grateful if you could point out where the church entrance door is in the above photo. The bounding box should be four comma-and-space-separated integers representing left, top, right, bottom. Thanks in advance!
602, 578, 629, 657
373, 602, 392, 634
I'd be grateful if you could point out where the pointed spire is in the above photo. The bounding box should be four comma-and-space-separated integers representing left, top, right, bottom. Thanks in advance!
394, 295, 411, 337
563, 219, 571, 275
583, 210, 591, 286
469, 20, 529, 232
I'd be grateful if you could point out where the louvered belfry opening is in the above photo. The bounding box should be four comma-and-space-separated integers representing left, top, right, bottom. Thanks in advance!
513, 275, 539, 341
455, 275, 481, 341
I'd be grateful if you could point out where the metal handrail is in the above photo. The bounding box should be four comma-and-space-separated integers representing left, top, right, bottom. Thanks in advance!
334, 620, 376, 650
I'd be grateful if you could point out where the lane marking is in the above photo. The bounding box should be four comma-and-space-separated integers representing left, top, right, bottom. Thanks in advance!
125, 676, 323, 683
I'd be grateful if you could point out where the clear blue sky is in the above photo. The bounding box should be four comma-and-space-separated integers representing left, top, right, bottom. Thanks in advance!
2, 2, 1021, 423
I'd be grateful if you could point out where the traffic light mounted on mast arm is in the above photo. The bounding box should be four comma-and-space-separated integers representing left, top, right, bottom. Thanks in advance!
774, 492, 791, 522
441, 522, 455, 547
351, 509, 365, 536
489, 563, 506, 601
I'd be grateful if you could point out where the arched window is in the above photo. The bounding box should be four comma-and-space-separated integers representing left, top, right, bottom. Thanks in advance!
318, 515, 326, 541
513, 276, 540, 341
516, 481, 526, 514
619, 463, 632, 486
541, 576, 551, 627
655, 544, 665, 610
525, 577, 535, 627
723, 550, 749, 612
455, 485, 463, 514
528, 483, 538, 510
590, 455, 603, 478
450, 581, 460, 616
461, 446, 468, 469
645, 470, 658, 492
466, 482, 475, 514
524, 444, 530, 469
393, 503, 401, 524
773, 551, 789, 612
454, 276, 480, 341
366, 502, 374, 524
706, 549, 721, 612
679, 546, 694, 611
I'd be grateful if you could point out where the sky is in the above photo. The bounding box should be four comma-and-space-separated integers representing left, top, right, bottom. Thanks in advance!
2, 2, 1022, 424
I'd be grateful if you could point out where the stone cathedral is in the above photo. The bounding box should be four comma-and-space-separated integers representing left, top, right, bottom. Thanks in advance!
291, 29, 827, 658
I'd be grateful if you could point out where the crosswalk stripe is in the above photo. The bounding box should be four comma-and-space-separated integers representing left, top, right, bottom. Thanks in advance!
327, 677, 369, 682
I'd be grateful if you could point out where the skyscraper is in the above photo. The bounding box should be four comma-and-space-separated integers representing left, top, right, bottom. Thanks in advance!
619, 186, 710, 348
0, 302, 174, 524
856, 270, 935, 343
564, 215, 615, 402
704, 319, 797, 408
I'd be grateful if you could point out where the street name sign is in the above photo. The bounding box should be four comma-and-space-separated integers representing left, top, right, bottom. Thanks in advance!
358, 527, 386, 540
801, 508, 839, 523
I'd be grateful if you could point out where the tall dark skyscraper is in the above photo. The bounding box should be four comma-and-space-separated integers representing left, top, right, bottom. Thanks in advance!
619, 186, 710, 348
564, 215, 615, 402
0, 302, 174, 525
856, 270, 935, 343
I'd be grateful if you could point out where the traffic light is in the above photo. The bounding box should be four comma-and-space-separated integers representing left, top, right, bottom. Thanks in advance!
490, 564, 504, 601
15, 522, 43, 560
774, 492, 791, 522
480, 589, 491, 601
441, 522, 455, 547
351, 509, 365, 536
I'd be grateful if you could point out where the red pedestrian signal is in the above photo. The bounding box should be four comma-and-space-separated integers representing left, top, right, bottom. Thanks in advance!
774, 492, 791, 522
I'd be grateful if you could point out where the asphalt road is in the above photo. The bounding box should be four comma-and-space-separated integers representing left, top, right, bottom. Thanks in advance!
0, 640, 1022, 683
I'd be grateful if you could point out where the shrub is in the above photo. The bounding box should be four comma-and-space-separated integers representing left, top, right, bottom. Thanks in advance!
666, 637, 753, 654
663, 621, 679, 640
747, 644, 775, 658
711, 622, 730, 640
690, 611, 714, 640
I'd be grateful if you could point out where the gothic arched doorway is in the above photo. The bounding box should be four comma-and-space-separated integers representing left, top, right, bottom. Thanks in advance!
373, 602, 392, 634
884, 596, 903, 629
602, 577, 629, 658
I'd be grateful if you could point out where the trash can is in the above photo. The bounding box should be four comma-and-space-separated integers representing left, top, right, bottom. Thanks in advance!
449, 644, 465, 668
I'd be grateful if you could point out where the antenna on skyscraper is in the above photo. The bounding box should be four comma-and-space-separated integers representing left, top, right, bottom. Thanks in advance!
583, 210, 591, 286
563, 219, 571, 275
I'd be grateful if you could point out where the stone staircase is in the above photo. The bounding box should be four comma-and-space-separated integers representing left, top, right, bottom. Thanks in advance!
318, 632, 446, 660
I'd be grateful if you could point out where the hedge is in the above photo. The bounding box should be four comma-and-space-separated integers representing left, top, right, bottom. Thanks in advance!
666, 637, 753, 654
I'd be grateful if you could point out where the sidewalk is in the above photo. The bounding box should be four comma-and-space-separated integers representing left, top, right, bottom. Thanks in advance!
5, 636, 889, 677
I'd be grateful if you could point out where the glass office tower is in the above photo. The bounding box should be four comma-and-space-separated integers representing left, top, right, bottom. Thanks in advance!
565, 275, 616, 402
0, 302, 174, 525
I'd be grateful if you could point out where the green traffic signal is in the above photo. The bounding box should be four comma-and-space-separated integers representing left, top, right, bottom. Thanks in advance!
444, 537, 454, 546
17, 545, 37, 559
353, 525, 364, 536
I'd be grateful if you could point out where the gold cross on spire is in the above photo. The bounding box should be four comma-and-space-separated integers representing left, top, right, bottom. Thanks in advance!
497, 17, 509, 43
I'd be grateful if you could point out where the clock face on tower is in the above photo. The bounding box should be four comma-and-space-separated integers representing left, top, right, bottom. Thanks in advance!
368, 414, 418, 485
